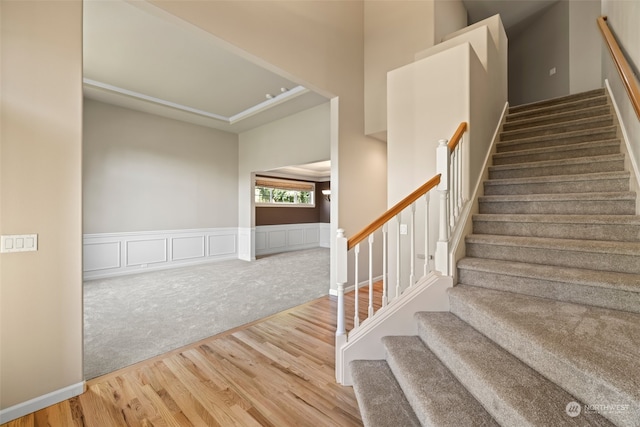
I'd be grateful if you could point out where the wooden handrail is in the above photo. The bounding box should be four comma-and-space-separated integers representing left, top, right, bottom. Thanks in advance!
598, 16, 640, 120
347, 174, 441, 250
447, 122, 467, 151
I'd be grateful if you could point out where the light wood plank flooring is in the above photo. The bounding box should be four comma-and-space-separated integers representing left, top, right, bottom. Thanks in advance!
3, 284, 383, 426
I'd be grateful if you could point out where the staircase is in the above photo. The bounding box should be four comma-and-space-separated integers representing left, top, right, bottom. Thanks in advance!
350, 89, 640, 427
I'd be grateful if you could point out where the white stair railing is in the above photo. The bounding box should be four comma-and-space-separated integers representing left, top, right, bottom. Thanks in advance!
335, 123, 467, 380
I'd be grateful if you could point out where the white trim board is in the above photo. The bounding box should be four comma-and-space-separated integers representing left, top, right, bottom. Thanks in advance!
83, 228, 238, 280
83, 224, 330, 280
255, 223, 330, 256
0, 382, 85, 424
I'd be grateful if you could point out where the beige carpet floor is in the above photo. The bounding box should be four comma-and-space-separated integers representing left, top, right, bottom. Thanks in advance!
83, 248, 329, 379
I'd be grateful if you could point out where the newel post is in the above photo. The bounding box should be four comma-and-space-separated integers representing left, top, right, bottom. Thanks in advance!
435, 139, 451, 275
335, 228, 348, 382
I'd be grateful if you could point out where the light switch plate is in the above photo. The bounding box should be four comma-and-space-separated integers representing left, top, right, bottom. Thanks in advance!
1, 234, 38, 253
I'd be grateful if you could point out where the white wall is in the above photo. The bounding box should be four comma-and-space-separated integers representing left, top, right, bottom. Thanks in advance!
434, 0, 468, 44
83, 99, 239, 234
387, 16, 507, 289
364, 0, 467, 140
238, 103, 331, 260
0, 0, 84, 418
602, 0, 640, 202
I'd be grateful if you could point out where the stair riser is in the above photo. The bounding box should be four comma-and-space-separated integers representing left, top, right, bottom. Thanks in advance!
478, 199, 636, 215
465, 242, 640, 274
497, 129, 618, 153
503, 106, 611, 132
506, 97, 609, 122
472, 220, 640, 242
500, 117, 614, 142
489, 159, 625, 180
483, 178, 629, 196
509, 89, 606, 114
457, 269, 640, 314
492, 145, 620, 166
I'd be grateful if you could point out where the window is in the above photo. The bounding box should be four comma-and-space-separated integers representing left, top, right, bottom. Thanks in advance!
255, 177, 315, 207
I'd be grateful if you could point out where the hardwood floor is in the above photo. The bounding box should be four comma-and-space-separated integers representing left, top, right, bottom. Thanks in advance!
3, 284, 383, 426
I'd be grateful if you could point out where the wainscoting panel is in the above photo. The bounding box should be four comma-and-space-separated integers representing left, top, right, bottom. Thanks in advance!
84, 241, 121, 272
84, 225, 329, 279
320, 223, 331, 248
172, 236, 205, 261
255, 223, 329, 256
208, 233, 236, 257
83, 228, 238, 280
126, 239, 167, 266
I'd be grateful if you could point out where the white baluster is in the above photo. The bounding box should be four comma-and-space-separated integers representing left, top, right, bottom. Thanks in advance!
424, 192, 430, 277
395, 214, 401, 299
409, 202, 416, 287
368, 234, 374, 318
382, 223, 388, 307
353, 243, 360, 328
450, 148, 457, 224
457, 136, 464, 211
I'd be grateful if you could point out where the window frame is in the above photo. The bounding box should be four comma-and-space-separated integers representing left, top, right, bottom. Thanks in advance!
254, 177, 316, 208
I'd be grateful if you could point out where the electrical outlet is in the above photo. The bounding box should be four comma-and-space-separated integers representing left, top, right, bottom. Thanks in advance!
400, 224, 408, 235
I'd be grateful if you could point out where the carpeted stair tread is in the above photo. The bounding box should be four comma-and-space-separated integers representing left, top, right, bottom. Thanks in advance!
503, 104, 611, 132
506, 94, 609, 122
350, 360, 421, 427
478, 191, 637, 215
488, 153, 625, 180
381, 336, 498, 427
465, 233, 640, 274
479, 191, 636, 203
448, 285, 640, 426
491, 139, 621, 166
499, 114, 614, 142
472, 213, 640, 241
458, 257, 640, 293
415, 312, 616, 427
483, 171, 630, 195
508, 88, 605, 114
457, 258, 640, 313
496, 126, 618, 153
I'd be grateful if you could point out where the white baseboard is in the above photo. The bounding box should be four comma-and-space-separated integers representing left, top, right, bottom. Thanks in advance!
0, 381, 85, 424
83, 228, 238, 280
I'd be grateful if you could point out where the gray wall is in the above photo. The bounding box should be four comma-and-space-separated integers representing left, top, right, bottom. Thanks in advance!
509, 1, 570, 105
83, 99, 239, 234
509, 0, 602, 106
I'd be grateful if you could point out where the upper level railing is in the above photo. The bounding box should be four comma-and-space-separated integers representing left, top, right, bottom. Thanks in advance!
335, 122, 467, 365
598, 16, 640, 120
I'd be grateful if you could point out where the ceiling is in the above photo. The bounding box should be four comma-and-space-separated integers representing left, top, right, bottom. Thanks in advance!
82, 0, 329, 135
83, 0, 555, 181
